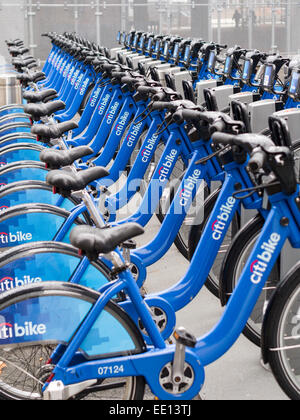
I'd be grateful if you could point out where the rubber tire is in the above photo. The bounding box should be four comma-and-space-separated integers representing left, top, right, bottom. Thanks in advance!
0, 281, 146, 400
262, 264, 300, 400
188, 187, 240, 298
220, 214, 280, 346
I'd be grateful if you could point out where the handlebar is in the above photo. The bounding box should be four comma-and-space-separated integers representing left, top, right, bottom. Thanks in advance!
248, 150, 267, 172
211, 132, 296, 194
212, 132, 274, 151
137, 86, 162, 95
151, 101, 179, 111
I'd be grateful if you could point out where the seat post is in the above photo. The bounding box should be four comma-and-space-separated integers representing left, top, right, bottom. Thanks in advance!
79, 189, 106, 228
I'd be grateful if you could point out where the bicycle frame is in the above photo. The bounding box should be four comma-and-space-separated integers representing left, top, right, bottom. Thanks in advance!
37, 184, 299, 400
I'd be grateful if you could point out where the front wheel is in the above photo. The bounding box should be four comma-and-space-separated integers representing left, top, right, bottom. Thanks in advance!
262, 264, 300, 400
0, 282, 146, 400
220, 214, 280, 346
188, 188, 240, 297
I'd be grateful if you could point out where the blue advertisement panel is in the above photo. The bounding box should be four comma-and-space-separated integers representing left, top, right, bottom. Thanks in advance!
0, 212, 67, 248
0, 295, 92, 346
0, 167, 48, 185
0, 137, 36, 148
0, 295, 136, 356
0, 149, 42, 166
0, 251, 109, 293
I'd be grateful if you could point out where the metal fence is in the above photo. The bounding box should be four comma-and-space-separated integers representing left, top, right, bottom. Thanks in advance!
1, 0, 300, 60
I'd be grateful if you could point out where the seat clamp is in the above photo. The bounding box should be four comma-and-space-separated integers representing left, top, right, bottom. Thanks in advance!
108, 251, 129, 278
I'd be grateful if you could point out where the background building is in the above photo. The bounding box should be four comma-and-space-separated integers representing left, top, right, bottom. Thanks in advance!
1, 1, 299, 60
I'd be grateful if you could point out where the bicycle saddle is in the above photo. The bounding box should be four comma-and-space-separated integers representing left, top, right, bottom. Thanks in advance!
70, 223, 145, 258
40, 146, 94, 169
9, 47, 29, 56
17, 71, 45, 84
46, 166, 110, 196
6, 39, 23, 47
23, 88, 58, 103
31, 120, 78, 142
13, 57, 36, 68
24, 100, 66, 121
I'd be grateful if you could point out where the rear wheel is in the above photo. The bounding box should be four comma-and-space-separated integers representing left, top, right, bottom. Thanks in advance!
0, 282, 146, 400
158, 170, 209, 260
188, 188, 240, 297
220, 215, 280, 346
263, 265, 300, 400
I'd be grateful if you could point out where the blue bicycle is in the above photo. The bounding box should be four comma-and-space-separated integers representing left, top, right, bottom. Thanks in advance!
0, 129, 298, 399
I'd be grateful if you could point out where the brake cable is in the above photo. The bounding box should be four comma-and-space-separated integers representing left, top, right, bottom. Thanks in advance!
154, 115, 173, 136
132, 101, 154, 125
232, 181, 281, 200
195, 145, 232, 165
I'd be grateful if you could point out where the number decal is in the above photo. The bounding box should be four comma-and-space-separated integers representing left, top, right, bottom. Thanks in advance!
98, 365, 125, 376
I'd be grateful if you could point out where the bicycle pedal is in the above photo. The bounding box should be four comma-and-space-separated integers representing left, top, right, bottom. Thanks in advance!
173, 327, 197, 348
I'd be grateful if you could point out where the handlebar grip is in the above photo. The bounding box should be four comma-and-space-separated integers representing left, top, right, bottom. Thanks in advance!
111, 71, 128, 79
152, 92, 167, 102
248, 150, 267, 172
211, 132, 235, 146
181, 109, 202, 121
137, 86, 160, 95
102, 63, 119, 72
209, 120, 226, 135
151, 101, 177, 111
121, 76, 140, 85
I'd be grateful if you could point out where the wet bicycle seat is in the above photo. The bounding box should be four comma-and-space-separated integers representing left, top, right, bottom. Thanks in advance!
23, 88, 58, 103
40, 146, 94, 169
46, 166, 110, 196
31, 120, 78, 142
24, 100, 66, 121
70, 223, 145, 258
9, 47, 29, 57
17, 71, 45, 85
13, 57, 37, 69
6, 39, 23, 47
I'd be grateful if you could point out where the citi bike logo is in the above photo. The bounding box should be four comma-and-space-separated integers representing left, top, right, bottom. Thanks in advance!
250, 233, 281, 285
0, 206, 8, 213
158, 149, 178, 183
89, 87, 101, 107
56, 58, 63, 72
79, 78, 90, 96
98, 94, 111, 116
115, 112, 130, 136
212, 197, 236, 241
126, 122, 143, 147
59, 60, 66, 74
63, 63, 71, 77
0, 321, 46, 340
67, 66, 75, 82
0, 275, 42, 292
179, 169, 202, 207
140, 133, 158, 162
106, 102, 119, 125
0, 162, 7, 168
48, 52, 54, 64
74, 73, 84, 90
71, 69, 80, 86
0, 231, 33, 245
